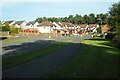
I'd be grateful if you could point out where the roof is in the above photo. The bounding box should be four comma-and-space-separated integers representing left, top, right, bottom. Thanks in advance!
26, 21, 36, 26
13, 21, 25, 25
66, 22, 75, 27
88, 24, 98, 28
102, 24, 109, 33
39, 21, 55, 26
60, 22, 67, 26
3, 20, 14, 25
79, 24, 88, 28
60, 22, 75, 27
55, 22, 64, 27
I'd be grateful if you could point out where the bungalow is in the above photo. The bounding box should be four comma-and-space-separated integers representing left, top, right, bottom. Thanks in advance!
37, 21, 56, 33
13, 21, 26, 29
87, 24, 99, 33
26, 21, 39, 29
3, 20, 15, 26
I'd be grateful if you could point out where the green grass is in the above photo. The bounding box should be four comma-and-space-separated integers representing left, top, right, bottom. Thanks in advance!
49, 39, 119, 78
3, 40, 72, 70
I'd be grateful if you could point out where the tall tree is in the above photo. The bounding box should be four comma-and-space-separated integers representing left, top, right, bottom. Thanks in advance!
108, 1, 120, 47
88, 13, 96, 24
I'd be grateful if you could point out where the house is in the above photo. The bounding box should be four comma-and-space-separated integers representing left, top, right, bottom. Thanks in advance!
52, 22, 64, 36
52, 22, 63, 30
87, 24, 99, 33
79, 24, 88, 33
37, 21, 56, 33
3, 20, 15, 26
60, 22, 75, 35
13, 21, 26, 29
102, 24, 109, 34
26, 21, 39, 29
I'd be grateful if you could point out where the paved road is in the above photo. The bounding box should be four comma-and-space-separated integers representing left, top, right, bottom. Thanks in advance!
2, 34, 92, 78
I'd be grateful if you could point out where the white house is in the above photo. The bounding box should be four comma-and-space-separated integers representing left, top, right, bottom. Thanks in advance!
13, 21, 26, 29
26, 21, 39, 29
52, 22, 63, 30
37, 21, 56, 33
87, 24, 99, 33
79, 24, 88, 33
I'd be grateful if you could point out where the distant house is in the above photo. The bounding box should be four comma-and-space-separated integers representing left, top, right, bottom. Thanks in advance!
59, 22, 75, 29
79, 24, 88, 33
60, 22, 75, 35
52, 22, 63, 30
37, 21, 56, 33
87, 24, 99, 33
13, 21, 26, 29
102, 24, 109, 34
3, 20, 15, 26
26, 21, 39, 29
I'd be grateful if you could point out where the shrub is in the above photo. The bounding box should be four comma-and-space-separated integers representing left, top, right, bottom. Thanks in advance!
105, 32, 116, 39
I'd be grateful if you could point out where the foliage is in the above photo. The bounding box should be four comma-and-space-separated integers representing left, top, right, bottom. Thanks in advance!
10, 25, 19, 33
35, 13, 108, 24
108, 1, 120, 47
96, 26, 102, 34
0, 24, 10, 31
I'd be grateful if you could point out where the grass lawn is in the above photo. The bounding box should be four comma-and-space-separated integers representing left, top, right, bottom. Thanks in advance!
49, 39, 119, 78
3, 40, 72, 70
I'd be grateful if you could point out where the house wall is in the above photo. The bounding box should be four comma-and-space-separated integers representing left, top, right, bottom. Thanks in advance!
15, 22, 26, 29
37, 26, 52, 33
26, 24, 33, 29
34, 22, 39, 29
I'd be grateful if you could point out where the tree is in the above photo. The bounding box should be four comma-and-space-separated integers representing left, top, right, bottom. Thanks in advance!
82, 15, 89, 24
1, 23, 10, 31
88, 13, 96, 24
108, 1, 120, 47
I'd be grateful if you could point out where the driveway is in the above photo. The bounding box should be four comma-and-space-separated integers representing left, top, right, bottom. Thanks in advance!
2, 34, 92, 78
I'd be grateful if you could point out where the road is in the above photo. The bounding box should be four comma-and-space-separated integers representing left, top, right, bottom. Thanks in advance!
2, 34, 92, 78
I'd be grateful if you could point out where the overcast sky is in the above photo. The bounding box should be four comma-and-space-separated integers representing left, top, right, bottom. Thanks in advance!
1, 0, 119, 21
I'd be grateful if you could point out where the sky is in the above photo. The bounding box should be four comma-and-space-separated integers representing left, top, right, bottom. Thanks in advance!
1, 0, 119, 22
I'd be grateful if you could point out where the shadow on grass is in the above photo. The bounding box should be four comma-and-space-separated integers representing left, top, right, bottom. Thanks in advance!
49, 40, 119, 79
2, 40, 82, 78
2, 38, 119, 79
2, 40, 56, 57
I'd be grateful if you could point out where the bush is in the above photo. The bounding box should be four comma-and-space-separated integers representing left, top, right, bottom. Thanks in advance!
105, 32, 116, 39
114, 34, 120, 48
